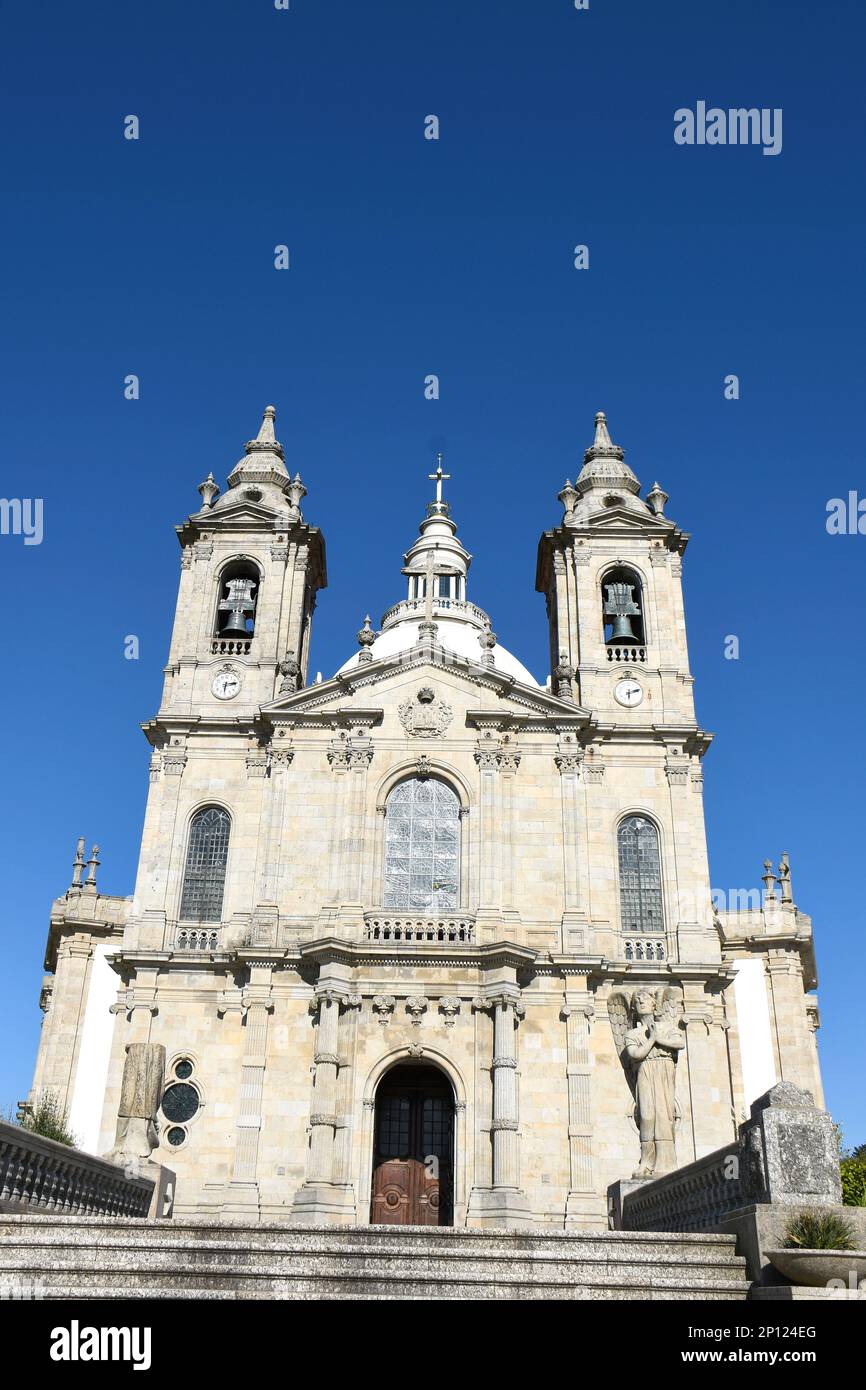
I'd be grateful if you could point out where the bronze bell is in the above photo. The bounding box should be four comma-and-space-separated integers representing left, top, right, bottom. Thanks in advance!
604, 582, 640, 643
219, 577, 257, 635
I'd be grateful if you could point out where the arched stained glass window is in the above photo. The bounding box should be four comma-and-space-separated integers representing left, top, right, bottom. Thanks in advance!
179, 807, 230, 922
618, 816, 664, 934
383, 778, 460, 911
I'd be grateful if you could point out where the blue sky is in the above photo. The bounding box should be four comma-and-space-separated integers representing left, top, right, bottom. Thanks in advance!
1, 0, 864, 1141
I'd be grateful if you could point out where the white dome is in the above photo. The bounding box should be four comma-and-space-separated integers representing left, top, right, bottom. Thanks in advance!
335, 614, 540, 687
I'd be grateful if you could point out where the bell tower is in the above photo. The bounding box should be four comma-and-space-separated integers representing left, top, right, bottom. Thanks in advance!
536, 411, 697, 728
160, 405, 326, 720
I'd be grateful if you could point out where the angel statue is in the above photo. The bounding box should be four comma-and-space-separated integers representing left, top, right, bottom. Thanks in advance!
607, 986, 685, 1178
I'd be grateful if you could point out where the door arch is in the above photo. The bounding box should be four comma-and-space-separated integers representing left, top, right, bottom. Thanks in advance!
370, 1063, 455, 1226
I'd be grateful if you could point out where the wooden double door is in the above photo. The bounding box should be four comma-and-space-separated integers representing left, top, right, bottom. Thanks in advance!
370, 1065, 454, 1226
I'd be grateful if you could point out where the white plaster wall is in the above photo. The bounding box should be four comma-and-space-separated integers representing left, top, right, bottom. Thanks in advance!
732, 959, 777, 1109
67, 944, 117, 1154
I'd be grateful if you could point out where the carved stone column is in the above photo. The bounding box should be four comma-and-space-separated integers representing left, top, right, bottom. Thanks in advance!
474, 734, 501, 924
257, 738, 294, 905
555, 733, 588, 950
223, 962, 274, 1217
291, 982, 359, 1224
466, 991, 532, 1228
562, 988, 603, 1226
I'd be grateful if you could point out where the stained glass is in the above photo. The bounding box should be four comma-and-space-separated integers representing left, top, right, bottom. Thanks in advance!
383, 778, 460, 910
618, 816, 664, 935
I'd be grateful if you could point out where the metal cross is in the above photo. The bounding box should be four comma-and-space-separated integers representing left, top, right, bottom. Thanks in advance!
428, 453, 450, 504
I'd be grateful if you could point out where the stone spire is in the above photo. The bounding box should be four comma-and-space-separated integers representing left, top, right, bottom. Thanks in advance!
226, 405, 292, 492
574, 410, 641, 499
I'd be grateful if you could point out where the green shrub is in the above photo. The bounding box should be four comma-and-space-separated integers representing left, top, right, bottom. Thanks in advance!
782, 1210, 856, 1251
20, 1094, 78, 1148
841, 1157, 866, 1207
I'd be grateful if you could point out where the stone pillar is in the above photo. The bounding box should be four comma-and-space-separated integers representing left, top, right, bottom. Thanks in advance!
562, 988, 603, 1226
36, 934, 94, 1110
291, 982, 359, 1224
555, 737, 588, 950
680, 979, 736, 1160
257, 742, 293, 905
474, 735, 501, 925
764, 952, 819, 1098
223, 962, 274, 1218
467, 991, 532, 1228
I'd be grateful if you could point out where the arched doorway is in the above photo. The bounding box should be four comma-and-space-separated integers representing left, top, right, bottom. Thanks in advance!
370, 1064, 455, 1226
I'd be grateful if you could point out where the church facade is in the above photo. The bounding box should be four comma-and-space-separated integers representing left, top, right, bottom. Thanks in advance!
27, 406, 825, 1227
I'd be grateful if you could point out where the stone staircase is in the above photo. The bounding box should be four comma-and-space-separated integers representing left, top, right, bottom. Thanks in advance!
0, 1215, 749, 1299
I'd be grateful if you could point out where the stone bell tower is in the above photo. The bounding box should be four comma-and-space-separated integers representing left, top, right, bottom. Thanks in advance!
127, 405, 326, 950
161, 405, 326, 716
536, 411, 698, 729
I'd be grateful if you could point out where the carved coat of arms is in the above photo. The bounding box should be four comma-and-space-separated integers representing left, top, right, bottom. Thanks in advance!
398, 686, 453, 738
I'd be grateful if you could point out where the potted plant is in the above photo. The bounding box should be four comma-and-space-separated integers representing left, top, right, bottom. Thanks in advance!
765, 1211, 866, 1288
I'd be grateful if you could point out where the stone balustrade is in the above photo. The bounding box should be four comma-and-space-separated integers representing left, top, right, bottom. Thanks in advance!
175, 927, 220, 951
611, 1083, 842, 1236
211, 637, 252, 655
364, 914, 475, 944
606, 644, 646, 663
623, 936, 666, 962
0, 1120, 155, 1218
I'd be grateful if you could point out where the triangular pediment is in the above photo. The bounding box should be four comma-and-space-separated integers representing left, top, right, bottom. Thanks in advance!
579, 506, 685, 540
261, 642, 590, 728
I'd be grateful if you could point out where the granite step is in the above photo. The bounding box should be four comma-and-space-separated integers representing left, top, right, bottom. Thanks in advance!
0, 1216, 749, 1300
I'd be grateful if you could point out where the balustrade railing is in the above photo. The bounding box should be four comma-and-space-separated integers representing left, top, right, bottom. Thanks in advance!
364, 914, 475, 944
175, 927, 220, 951
606, 644, 646, 663
623, 936, 666, 962
211, 638, 252, 655
0, 1120, 154, 1218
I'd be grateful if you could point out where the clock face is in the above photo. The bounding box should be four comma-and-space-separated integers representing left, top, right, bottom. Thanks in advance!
614, 677, 643, 708
212, 668, 242, 700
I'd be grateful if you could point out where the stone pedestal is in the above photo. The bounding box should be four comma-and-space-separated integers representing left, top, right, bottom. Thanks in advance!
466, 1185, 533, 1228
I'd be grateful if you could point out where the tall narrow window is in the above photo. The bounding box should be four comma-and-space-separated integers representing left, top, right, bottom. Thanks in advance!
618, 816, 663, 934
383, 778, 460, 911
179, 807, 230, 922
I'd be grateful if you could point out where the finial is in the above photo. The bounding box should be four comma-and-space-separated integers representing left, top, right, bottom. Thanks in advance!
778, 852, 793, 905
278, 649, 300, 692
357, 615, 376, 663
594, 412, 612, 448
242, 404, 285, 460
69, 837, 86, 894
286, 472, 307, 518
554, 651, 575, 700
583, 409, 625, 466
479, 624, 497, 667
646, 481, 668, 517
83, 844, 100, 894
197, 471, 220, 509
558, 479, 578, 521
257, 406, 277, 444
762, 859, 778, 903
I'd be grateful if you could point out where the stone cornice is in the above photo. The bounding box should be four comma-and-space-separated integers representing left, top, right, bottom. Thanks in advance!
587, 722, 714, 758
